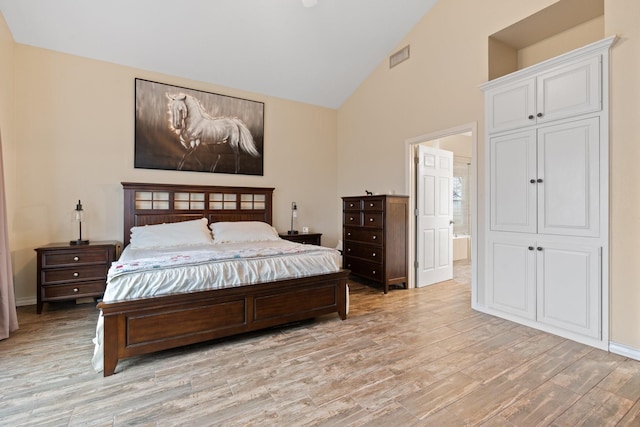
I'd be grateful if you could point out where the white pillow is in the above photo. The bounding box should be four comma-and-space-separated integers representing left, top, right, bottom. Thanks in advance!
129, 218, 213, 249
210, 221, 279, 244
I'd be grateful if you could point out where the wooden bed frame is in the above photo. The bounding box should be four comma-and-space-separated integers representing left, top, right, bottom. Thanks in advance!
97, 182, 349, 377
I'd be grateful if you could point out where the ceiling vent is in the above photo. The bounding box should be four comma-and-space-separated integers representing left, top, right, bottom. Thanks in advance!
389, 45, 410, 68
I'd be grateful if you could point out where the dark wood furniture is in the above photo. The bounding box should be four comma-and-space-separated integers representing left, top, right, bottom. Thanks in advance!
35, 241, 120, 314
342, 195, 409, 293
279, 232, 322, 246
97, 182, 349, 377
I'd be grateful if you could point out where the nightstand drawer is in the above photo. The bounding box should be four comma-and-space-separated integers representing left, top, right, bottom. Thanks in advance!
43, 281, 106, 299
42, 265, 108, 285
42, 248, 110, 267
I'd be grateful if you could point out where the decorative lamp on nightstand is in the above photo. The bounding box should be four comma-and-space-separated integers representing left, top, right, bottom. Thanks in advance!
70, 199, 89, 245
288, 201, 298, 235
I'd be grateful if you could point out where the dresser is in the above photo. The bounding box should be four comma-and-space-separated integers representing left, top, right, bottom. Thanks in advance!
279, 233, 322, 246
35, 241, 121, 313
342, 195, 409, 293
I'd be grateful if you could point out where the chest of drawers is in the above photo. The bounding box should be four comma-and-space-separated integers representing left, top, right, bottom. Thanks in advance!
342, 195, 408, 293
35, 241, 121, 313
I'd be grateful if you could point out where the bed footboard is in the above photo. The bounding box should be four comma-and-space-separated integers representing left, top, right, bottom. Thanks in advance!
98, 270, 349, 377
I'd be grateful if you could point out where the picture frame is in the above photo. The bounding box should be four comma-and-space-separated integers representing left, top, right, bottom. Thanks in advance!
134, 78, 264, 176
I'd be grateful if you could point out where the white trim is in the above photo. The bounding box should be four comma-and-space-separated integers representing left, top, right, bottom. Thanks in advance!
609, 342, 640, 362
404, 122, 478, 303
15, 297, 36, 307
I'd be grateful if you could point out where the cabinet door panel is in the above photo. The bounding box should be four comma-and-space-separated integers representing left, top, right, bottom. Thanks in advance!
536, 241, 600, 339
486, 79, 536, 133
537, 56, 601, 124
487, 237, 536, 320
490, 130, 537, 233
538, 117, 599, 237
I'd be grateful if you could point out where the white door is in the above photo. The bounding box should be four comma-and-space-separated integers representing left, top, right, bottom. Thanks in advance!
416, 145, 453, 287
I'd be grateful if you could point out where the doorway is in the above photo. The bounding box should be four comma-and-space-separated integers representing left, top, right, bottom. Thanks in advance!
405, 123, 477, 293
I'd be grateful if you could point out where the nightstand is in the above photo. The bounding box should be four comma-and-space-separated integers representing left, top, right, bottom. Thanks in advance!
35, 240, 121, 313
279, 233, 322, 246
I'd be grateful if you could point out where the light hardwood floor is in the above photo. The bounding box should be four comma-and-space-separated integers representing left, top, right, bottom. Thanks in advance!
2, 271, 640, 426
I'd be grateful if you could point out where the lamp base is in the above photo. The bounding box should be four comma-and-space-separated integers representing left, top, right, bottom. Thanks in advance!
70, 239, 89, 245
287, 230, 299, 235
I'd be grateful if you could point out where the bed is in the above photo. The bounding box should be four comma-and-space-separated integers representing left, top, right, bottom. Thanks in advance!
94, 182, 349, 377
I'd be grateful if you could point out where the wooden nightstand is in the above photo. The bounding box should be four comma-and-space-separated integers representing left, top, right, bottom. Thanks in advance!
35, 240, 121, 313
279, 233, 322, 246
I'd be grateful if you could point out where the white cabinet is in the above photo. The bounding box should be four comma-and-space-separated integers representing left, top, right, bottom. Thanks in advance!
488, 236, 601, 339
481, 36, 615, 349
486, 55, 601, 134
490, 117, 600, 237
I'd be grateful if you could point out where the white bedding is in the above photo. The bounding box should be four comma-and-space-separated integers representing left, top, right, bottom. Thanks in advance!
91, 239, 342, 372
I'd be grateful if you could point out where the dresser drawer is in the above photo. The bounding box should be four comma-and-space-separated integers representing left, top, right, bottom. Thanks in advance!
42, 265, 108, 285
343, 243, 384, 263
344, 257, 382, 282
363, 197, 384, 211
43, 281, 106, 299
343, 212, 363, 226
343, 199, 362, 211
363, 212, 383, 228
344, 227, 383, 245
42, 248, 110, 268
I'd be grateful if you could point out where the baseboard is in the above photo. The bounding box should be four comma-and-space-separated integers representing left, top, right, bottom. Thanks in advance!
15, 296, 36, 307
609, 342, 640, 361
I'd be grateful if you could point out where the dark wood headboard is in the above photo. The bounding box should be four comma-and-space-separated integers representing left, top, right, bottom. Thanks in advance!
122, 182, 275, 246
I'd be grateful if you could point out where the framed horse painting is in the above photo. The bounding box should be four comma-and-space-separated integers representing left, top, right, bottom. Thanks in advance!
134, 78, 264, 176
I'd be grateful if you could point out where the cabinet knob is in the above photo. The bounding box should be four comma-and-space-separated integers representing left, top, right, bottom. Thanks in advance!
73, 288, 79, 293
372, 252, 376, 257
528, 246, 534, 250
73, 272, 79, 277
537, 178, 543, 183
537, 246, 543, 251
369, 218, 374, 222
372, 236, 377, 240
73, 256, 79, 262
369, 203, 374, 207
530, 179, 536, 184
372, 270, 376, 275
537, 112, 543, 118
528, 115, 534, 120
347, 248, 351, 252
350, 217, 354, 221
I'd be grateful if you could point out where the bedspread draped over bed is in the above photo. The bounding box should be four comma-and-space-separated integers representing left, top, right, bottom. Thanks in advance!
91, 240, 342, 372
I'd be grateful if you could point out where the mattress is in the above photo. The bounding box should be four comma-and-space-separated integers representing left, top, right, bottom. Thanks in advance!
91, 240, 342, 372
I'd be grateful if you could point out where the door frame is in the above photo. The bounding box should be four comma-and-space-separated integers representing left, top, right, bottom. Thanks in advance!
404, 122, 478, 299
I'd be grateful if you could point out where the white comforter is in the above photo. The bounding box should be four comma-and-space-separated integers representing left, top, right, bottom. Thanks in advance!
91, 240, 341, 372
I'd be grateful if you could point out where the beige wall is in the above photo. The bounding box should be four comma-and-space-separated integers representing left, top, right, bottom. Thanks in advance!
337, 0, 640, 350
4, 42, 339, 304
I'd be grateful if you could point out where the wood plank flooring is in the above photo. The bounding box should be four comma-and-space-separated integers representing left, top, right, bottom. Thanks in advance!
2, 267, 640, 426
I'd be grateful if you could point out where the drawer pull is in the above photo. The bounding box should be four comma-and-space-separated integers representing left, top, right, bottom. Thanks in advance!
73, 288, 79, 293
372, 236, 377, 240
369, 203, 374, 207
372, 253, 376, 257
372, 270, 376, 275
73, 256, 79, 262
347, 248, 351, 252
347, 232, 351, 236
369, 218, 374, 222
349, 203, 354, 207
350, 217, 354, 221
73, 272, 79, 277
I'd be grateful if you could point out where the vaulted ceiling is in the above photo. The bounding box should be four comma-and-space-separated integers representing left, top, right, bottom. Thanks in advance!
0, 0, 439, 108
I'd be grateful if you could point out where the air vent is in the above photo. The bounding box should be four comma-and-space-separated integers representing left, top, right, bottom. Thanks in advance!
389, 45, 410, 68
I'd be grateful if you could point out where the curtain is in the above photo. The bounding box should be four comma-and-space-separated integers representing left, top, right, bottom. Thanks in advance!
0, 130, 18, 339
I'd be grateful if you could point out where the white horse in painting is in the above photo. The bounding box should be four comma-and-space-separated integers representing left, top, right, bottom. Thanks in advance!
167, 93, 260, 173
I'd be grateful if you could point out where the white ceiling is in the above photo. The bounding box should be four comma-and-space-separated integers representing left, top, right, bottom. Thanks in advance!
0, 0, 439, 109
